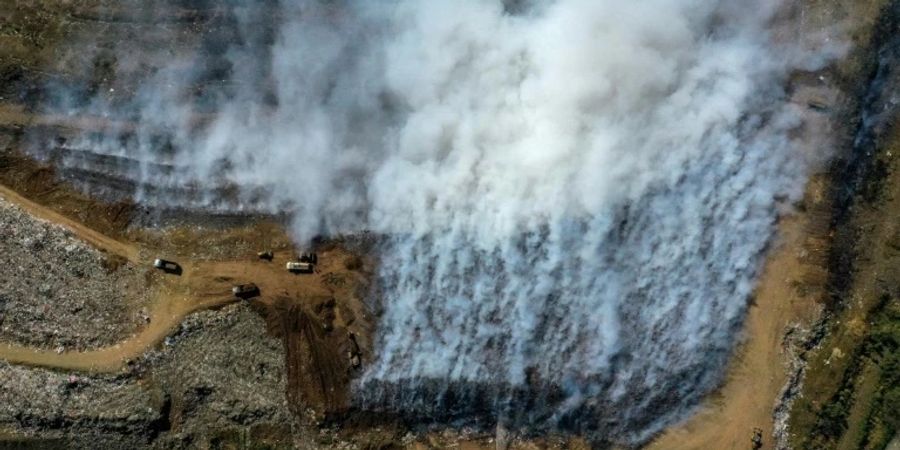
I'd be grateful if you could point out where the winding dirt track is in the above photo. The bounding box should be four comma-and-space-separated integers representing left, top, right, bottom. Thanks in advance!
646, 176, 828, 450
0, 183, 325, 373
0, 289, 233, 372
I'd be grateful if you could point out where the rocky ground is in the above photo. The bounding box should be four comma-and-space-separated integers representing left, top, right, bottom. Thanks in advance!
0, 195, 149, 351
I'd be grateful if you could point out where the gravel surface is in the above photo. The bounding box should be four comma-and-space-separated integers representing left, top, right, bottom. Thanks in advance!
0, 196, 150, 350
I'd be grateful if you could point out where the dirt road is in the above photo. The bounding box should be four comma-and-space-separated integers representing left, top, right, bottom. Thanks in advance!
0, 290, 234, 372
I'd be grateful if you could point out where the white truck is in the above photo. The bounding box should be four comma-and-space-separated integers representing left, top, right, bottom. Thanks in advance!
153, 258, 180, 274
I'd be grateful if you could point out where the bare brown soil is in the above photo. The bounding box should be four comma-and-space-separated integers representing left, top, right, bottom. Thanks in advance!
645, 1, 895, 447
0, 93, 378, 442
0, 140, 135, 240
1, 1, 893, 447
256, 297, 354, 420
0, 183, 139, 262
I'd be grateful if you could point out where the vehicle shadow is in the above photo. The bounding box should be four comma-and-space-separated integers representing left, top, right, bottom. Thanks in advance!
161, 265, 183, 276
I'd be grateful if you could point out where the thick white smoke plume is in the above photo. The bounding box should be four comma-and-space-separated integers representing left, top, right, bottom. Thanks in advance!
39, 0, 822, 444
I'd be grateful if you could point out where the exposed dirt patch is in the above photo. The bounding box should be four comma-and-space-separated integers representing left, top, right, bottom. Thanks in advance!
0, 138, 378, 447
2, 0, 895, 449
256, 297, 355, 421
646, 178, 832, 450
0, 181, 371, 377
0, 170, 376, 448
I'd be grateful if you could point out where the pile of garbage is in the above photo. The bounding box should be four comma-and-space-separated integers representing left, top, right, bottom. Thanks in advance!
0, 302, 293, 447
0, 197, 151, 350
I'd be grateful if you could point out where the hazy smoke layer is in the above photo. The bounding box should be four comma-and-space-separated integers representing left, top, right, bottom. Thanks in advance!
40, 0, 818, 444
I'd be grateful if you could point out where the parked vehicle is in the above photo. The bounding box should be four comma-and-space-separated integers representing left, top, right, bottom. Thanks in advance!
153, 258, 181, 274
232, 283, 260, 299
286, 261, 314, 273
257, 250, 274, 261
348, 333, 361, 369
751, 428, 763, 450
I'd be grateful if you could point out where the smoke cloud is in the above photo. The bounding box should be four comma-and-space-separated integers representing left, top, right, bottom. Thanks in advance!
35, 0, 825, 444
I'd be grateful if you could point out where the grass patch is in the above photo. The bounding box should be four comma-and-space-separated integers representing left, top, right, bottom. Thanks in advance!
795, 295, 900, 450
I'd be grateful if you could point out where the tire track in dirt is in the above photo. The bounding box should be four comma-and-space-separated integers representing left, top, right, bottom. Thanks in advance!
0, 182, 222, 372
